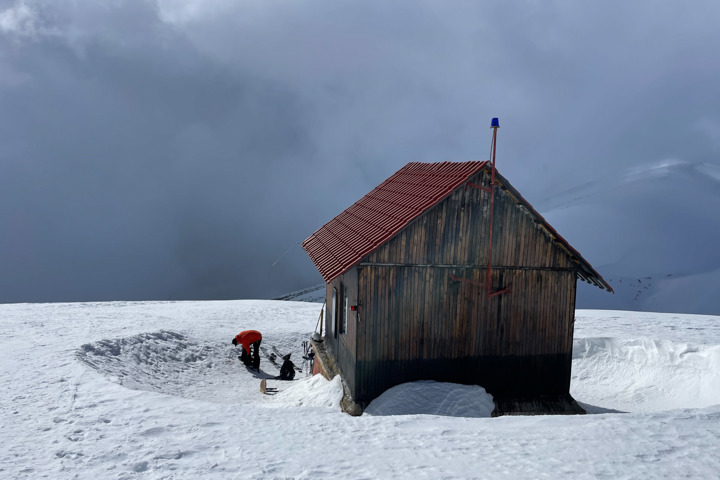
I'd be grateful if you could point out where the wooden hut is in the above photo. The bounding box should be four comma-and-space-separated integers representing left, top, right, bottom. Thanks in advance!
302, 160, 612, 415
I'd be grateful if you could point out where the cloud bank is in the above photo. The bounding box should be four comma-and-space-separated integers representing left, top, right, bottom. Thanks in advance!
1, 0, 719, 308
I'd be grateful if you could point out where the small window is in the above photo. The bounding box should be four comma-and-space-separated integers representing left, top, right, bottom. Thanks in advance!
340, 283, 348, 334
332, 287, 338, 338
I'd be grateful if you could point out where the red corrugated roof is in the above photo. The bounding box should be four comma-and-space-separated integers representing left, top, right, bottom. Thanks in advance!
302, 161, 487, 282
302, 161, 613, 292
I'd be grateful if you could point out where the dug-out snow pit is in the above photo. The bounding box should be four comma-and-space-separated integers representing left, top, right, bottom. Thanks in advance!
77, 331, 250, 404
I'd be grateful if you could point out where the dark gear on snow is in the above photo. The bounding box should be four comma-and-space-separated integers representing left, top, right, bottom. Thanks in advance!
279, 354, 296, 381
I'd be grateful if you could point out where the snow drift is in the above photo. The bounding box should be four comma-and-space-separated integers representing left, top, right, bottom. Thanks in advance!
365, 381, 495, 417
572, 337, 720, 413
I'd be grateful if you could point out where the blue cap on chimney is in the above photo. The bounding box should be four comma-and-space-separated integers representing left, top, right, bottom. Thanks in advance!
491, 117, 499, 128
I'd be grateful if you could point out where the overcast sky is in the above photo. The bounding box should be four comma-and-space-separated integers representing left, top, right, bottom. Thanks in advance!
1, 0, 719, 304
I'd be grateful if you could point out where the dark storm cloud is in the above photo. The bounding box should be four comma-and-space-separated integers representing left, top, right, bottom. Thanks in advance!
1, 0, 719, 304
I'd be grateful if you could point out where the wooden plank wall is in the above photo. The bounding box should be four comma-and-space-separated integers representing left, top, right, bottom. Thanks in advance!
354, 267, 577, 401
352, 168, 579, 401
325, 268, 359, 398
364, 169, 574, 269
357, 267, 576, 361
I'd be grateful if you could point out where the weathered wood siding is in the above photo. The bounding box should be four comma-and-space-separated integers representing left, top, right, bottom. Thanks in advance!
355, 267, 576, 401
363, 169, 574, 269
324, 268, 359, 398
352, 168, 579, 402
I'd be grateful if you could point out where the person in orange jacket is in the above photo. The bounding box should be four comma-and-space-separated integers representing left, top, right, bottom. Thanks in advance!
232, 330, 262, 370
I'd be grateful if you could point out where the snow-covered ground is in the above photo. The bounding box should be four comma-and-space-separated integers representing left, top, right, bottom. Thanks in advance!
1, 301, 718, 479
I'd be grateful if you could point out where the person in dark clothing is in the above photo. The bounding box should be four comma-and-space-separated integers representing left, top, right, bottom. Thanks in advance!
278, 354, 296, 380
239, 344, 261, 369
232, 330, 262, 370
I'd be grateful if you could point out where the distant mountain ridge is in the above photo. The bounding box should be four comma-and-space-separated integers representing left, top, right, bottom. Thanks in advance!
273, 284, 325, 303
541, 159, 720, 314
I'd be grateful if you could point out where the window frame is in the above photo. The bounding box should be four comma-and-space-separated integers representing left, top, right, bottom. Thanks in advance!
332, 287, 339, 338
340, 283, 348, 335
